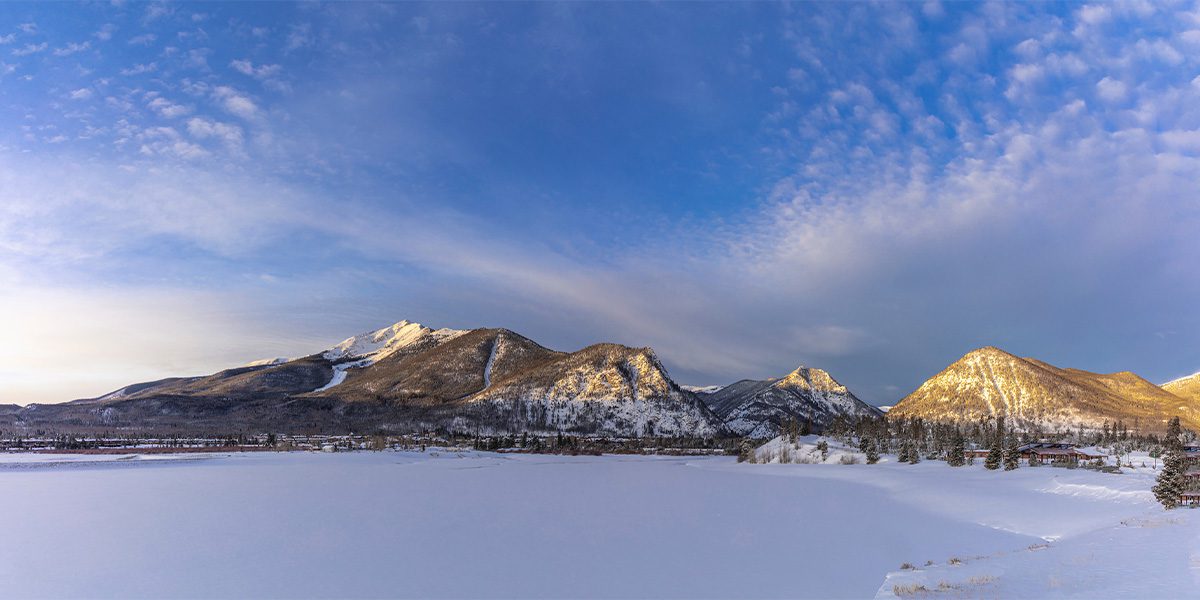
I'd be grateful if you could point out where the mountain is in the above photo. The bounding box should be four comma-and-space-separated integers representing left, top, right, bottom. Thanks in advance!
887, 347, 1200, 432
1164, 372, 1200, 403
692, 365, 882, 437
2, 320, 722, 437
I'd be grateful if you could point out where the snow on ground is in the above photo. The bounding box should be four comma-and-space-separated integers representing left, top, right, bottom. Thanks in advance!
312, 357, 371, 392
1, 449, 1196, 598
753, 434, 866, 464
680, 384, 726, 394
0, 453, 217, 467
243, 357, 290, 367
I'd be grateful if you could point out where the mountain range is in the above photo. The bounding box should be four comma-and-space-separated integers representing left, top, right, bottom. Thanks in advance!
0, 320, 878, 438
886, 346, 1200, 433
6, 323, 1197, 437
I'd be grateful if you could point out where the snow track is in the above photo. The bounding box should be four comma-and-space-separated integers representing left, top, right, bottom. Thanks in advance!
482, 338, 498, 390
313, 358, 371, 393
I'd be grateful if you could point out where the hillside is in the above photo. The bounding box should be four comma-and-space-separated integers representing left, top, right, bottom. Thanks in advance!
693, 365, 881, 437
1163, 372, 1200, 403
887, 347, 1199, 432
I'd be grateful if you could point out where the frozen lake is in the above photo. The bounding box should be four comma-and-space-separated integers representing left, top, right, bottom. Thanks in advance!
1, 450, 1196, 598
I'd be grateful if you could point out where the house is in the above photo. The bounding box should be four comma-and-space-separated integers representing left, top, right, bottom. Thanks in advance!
1017, 442, 1107, 465
1183, 446, 1200, 465
1184, 468, 1200, 485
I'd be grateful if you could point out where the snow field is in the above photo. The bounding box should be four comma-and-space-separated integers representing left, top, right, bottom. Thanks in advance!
1, 446, 1195, 598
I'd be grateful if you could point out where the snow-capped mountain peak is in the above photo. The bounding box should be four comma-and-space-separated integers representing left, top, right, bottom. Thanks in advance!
243, 357, 290, 367
322, 320, 466, 364
1163, 371, 1200, 387
1163, 369, 1200, 406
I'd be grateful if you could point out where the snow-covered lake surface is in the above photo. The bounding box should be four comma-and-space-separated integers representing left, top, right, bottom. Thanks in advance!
1, 450, 1197, 598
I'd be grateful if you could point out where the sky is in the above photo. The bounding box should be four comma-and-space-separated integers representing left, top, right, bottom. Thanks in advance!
1, 1, 1199, 406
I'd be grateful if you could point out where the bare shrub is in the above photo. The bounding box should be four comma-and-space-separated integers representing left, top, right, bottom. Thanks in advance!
840, 454, 860, 465
892, 583, 929, 596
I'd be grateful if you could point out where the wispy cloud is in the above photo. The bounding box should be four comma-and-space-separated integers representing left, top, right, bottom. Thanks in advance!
142, 2, 173, 25
186, 116, 244, 152
127, 33, 157, 46
147, 96, 190, 118
284, 23, 311, 52
11, 42, 48, 56
230, 59, 281, 80
94, 23, 117, 42
211, 86, 260, 120
119, 62, 156, 76
53, 41, 91, 57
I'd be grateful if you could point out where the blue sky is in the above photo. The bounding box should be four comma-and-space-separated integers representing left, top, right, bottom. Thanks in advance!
2, 1, 1200, 405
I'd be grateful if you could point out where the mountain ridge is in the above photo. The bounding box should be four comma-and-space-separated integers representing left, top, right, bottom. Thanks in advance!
887, 346, 1200, 432
0, 320, 732, 437
692, 364, 882, 437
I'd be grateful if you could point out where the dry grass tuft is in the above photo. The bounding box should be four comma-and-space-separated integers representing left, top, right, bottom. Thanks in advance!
892, 583, 929, 596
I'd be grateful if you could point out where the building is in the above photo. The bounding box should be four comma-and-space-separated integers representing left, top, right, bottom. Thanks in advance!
1017, 442, 1107, 465
1183, 446, 1200, 465
964, 442, 1107, 465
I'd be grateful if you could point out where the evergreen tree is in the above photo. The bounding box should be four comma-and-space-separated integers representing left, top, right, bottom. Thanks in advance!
985, 417, 1005, 471
947, 431, 966, 467
1028, 451, 1041, 467
984, 444, 1002, 470
865, 438, 880, 464
1153, 417, 1187, 509
737, 439, 756, 463
1003, 436, 1020, 471
909, 444, 921, 464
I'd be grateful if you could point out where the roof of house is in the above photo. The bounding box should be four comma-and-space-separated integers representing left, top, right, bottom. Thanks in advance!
1017, 442, 1077, 452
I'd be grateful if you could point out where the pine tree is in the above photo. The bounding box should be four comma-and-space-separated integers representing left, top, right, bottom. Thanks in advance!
737, 439, 756, 463
909, 444, 921, 464
947, 431, 965, 467
985, 444, 1002, 470
1153, 417, 1186, 509
985, 416, 1005, 471
1028, 451, 1041, 467
865, 438, 880, 464
1003, 436, 1020, 471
